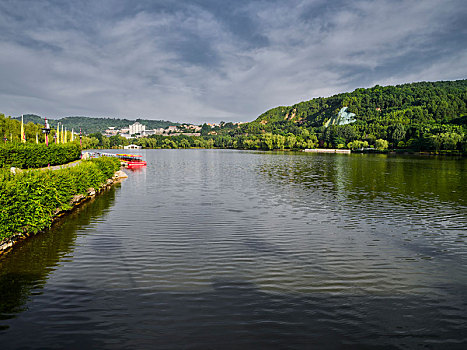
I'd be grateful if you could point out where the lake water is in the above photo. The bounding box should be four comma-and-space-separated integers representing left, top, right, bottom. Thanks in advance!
1, 149, 466, 349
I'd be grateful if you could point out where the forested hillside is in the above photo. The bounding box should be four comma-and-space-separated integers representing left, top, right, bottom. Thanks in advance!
3, 79, 467, 152
219, 79, 467, 151
12, 115, 178, 134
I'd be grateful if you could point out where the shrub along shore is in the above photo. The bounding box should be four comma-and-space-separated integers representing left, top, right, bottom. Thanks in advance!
0, 156, 123, 256
0, 143, 81, 168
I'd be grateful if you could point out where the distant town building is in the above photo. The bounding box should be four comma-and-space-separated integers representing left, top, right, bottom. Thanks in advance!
100, 122, 202, 139
104, 127, 119, 136
124, 144, 142, 149
185, 125, 202, 132
142, 129, 155, 136
129, 122, 146, 135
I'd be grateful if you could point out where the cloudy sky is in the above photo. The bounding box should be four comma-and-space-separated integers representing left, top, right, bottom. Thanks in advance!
0, 0, 466, 123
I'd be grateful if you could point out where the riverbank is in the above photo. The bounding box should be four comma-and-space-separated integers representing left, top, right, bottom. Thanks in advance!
2, 149, 465, 348
304, 148, 351, 154
0, 157, 125, 258
351, 148, 466, 156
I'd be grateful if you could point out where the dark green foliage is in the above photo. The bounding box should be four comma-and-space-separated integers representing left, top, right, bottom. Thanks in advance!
85, 79, 467, 152
1, 113, 51, 143
5, 79, 467, 152
11, 116, 179, 134
0, 143, 81, 169
14, 114, 44, 124
0, 157, 120, 240
246, 79, 467, 150
9, 115, 178, 134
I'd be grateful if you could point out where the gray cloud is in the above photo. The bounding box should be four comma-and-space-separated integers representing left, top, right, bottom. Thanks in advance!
0, 0, 466, 123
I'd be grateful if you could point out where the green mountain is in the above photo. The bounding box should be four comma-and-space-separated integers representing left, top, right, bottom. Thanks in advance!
5, 79, 467, 152
231, 79, 466, 149
254, 79, 467, 127
13, 115, 179, 134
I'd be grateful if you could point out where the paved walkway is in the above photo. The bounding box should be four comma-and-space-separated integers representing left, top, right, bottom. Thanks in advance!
12, 159, 83, 173
38, 159, 82, 171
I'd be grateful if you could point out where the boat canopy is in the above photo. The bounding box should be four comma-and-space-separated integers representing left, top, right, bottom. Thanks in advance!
116, 154, 142, 158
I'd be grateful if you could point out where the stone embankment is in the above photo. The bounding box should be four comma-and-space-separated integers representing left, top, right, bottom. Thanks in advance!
304, 148, 351, 154
0, 170, 128, 258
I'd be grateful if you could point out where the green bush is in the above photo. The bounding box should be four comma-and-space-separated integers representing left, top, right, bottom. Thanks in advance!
375, 139, 389, 151
0, 143, 81, 169
0, 156, 120, 240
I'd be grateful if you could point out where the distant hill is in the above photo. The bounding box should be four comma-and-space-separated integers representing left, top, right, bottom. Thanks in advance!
191, 79, 466, 151
13, 115, 180, 134
5, 79, 467, 152
253, 79, 467, 128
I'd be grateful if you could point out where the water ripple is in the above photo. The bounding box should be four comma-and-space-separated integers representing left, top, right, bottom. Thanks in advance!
1, 150, 466, 349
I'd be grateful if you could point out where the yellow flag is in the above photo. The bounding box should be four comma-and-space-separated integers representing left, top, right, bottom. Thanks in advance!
21, 114, 26, 143
36, 133, 38, 144
64, 127, 67, 143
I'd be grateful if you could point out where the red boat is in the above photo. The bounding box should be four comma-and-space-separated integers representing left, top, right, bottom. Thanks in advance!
116, 154, 147, 169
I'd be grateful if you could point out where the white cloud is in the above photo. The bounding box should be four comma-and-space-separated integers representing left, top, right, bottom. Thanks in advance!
0, 0, 465, 123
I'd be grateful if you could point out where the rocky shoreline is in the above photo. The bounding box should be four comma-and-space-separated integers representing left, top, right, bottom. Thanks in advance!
0, 169, 128, 258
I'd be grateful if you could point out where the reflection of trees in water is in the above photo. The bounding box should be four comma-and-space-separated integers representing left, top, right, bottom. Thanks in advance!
344, 155, 466, 204
256, 153, 467, 249
258, 153, 467, 206
257, 153, 355, 210
0, 185, 119, 331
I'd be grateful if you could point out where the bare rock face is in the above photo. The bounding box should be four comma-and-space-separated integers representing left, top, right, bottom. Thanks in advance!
114, 170, 128, 179
71, 194, 85, 204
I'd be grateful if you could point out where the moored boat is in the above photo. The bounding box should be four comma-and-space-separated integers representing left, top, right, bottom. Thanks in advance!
116, 154, 147, 169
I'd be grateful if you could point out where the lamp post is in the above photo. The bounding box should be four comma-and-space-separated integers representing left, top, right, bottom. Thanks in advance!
79, 128, 83, 159
42, 117, 51, 146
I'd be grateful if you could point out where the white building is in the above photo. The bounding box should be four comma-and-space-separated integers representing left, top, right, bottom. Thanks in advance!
124, 144, 142, 149
129, 122, 146, 135
104, 127, 118, 136
142, 129, 155, 136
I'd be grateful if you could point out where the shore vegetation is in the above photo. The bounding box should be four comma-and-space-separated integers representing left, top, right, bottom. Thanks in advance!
2, 79, 466, 153
0, 157, 120, 241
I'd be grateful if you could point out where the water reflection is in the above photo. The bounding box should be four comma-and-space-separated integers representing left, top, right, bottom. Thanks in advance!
0, 186, 119, 331
0, 150, 466, 349
1, 276, 465, 349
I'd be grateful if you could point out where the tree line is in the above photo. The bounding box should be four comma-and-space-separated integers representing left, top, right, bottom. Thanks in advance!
3, 79, 467, 152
